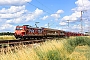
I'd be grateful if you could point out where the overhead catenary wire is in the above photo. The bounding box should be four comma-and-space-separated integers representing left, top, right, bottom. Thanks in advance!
35, 0, 62, 15
35, 0, 54, 13
27, 2, 51, 15
28, 1, 61, 15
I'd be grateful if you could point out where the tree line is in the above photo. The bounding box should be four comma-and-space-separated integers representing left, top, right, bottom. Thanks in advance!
0, 32, 14, 35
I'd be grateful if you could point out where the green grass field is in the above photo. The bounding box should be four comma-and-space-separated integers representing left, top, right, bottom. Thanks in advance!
0, 36, 90, 60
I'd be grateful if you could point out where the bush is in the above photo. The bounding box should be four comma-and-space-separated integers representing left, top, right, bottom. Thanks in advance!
47, 50, 62, 60
84, 37, 90, 46
35, 50, 46, 60
65, 37, 90, 54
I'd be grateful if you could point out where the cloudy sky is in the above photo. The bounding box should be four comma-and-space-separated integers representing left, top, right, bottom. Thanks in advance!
0, 0, 90, 33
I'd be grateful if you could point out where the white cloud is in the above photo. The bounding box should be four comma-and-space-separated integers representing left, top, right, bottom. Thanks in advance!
51, 10, 64, 19
0, 5, 27, 19
25, 8, 43, 21
72, 0, 90, 11
41, 15, 49, 20
59, 22, 67, 26
44, 24, 48, 27
0, 5, 26, 14
56, 10, 64, 14
75, 0, 90, 8
5, 7, 43, 23
72, 24, 81, 29
0, 23, 15, 31
40, 10, 64, 21
51, 14, 60, 19
0, 0, 32, 6
62, 11, 81, 22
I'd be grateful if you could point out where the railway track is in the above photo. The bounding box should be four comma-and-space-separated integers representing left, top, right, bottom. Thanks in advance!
0, 37, 61, 54
0, 39, 46, 48
0, 37, 59, 53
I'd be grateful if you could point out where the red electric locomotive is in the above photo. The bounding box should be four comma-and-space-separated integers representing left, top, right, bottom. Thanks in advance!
14, 25, 44, 39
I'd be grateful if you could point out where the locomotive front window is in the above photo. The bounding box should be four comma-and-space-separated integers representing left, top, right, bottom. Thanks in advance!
16, 27, 23, 30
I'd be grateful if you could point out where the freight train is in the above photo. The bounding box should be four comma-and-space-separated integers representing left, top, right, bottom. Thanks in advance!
14, 25, 86, 39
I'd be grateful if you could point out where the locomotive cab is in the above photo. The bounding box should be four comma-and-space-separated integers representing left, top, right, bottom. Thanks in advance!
14, 26, 26, 39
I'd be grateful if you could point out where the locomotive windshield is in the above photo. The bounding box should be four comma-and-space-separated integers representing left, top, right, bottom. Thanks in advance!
16, 27, 23, 30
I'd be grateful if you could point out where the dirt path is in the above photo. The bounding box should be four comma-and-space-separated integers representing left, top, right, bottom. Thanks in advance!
69, 45, 90, 60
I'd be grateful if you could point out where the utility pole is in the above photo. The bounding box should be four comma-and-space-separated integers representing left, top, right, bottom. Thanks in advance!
48, 23, 50, 28
80, 10, 87, 33
80, 11, 83, 33
66, 20, 70, 38
67, 20, 69, 27
47, 23, 54, 28
66, 20, 70, 31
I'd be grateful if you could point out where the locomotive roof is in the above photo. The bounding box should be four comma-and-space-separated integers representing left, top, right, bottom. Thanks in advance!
27, 27, 42, 29
16, 25, 65, 31
42, 27, 65, 31
23, 25, 29, 26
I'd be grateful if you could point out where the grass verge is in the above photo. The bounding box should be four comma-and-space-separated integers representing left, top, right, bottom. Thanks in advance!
0, 37, 90, 60
0, 35, 16, 40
